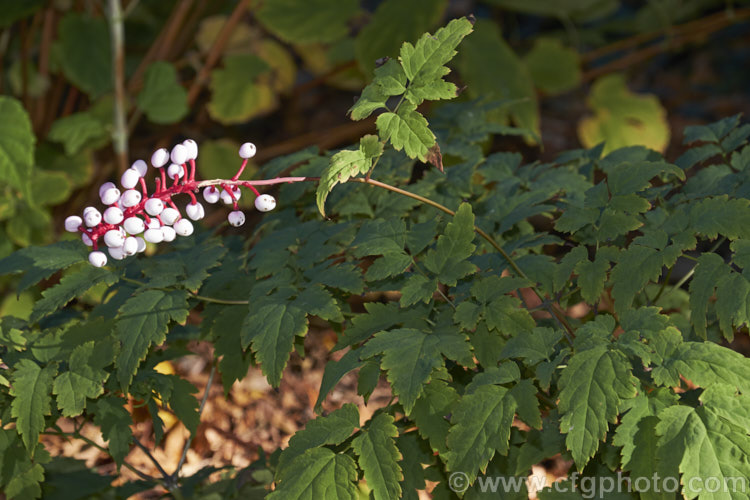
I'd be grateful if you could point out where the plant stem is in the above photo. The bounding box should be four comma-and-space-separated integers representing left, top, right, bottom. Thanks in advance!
173, 363, 216, 480
133, 436, 170, 481
107, 0, 129, 173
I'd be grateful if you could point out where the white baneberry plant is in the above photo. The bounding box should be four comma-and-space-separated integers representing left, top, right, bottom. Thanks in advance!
64, 140, 284, 268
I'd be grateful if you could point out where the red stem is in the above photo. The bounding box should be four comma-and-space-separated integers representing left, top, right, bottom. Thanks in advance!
231, 159, 248, 181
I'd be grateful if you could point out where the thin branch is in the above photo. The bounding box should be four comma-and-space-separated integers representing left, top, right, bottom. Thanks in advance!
173, 363, 216, 480
107, 0, 129, 173
133, 436, 170, 481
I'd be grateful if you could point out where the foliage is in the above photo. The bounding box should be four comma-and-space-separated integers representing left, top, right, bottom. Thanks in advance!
1, 2, 750, 499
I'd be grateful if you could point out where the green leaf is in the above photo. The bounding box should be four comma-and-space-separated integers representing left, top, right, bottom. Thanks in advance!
315, 350, 363, 411
53, 340, 116, 417
578, 74, 669, 155
524, 38, 581, 95
11, 359, 57, 452
208, 54, 273, 125
31, 267, 117, 323
574, 252, 611, 305
115, 290, 190, 390
714, 271, 750, 340
91, 397, 133, 467
47, 110, 108, 156
352, 413, 403, 500
56, 14, 111, 97
689, 195, 750, 240
485, 296, 536, 334
606, 161, 684, 195
610, 245, 664, 315
0, 241, 88, 293
136, 62, 188, 124
165, 377, 199, 436
278, 403, 358, 474
683, 114, 742, 144
294, 285, 343, 322
355, 0, 446, 73
483, 0, 617, 21
500, 327, 562, 365
410, 378, 459, 454
511, 379, 542, 429
241, 303, 308, 387
316, 135, 383, 216
558, 346, 638, 469
31, 169, 73, 207
360, 328, 450, 414
376, 102, 436, 162
456, 20, 540, 137
269, 448, 359, 500
656, 405, 750, 500
209, 305, 253, 393
0, 96, 35, 199
423, 203, 476, 285
445, 385, 517, 482
0, 430, 48, 499
256, 0, 359, 44
653, 341, 750, 394
399, 275, 436, 307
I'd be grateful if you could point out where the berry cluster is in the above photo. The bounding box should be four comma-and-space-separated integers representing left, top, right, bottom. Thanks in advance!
65, 140, 277, 267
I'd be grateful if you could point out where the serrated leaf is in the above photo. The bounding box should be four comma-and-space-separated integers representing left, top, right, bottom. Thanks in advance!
610, 245, 664, 315
256, 0, 359, 44
399, 275, 436, 307
500, 327, 562, 365
410, 379, 459, 454
241, 303, 308, 387
656, 405, 750, 500
278, 404, 359, 473
294, 285, 343, 322
208, 305, 252, 393
315, 350, 363, 412
574, 253, 611, 305
11, 359, 57, 452
0, 241, 88, 293
0, 96, 35, 199
687, 253, 730, 337
355, 0, 446, 74
553, 245, 587, 292
606, 161, 684, 195
653, 341, 750, 394
558, 346, 638, 469
397, 433, 435, 499
136, 62, 188, 124
316, 140, 378, 216
485, 296, 536, 334
714, 271, 750, 341
423, 203, 476, 285
165, 376, 200, 436
352, 413, 402, 500
56, 14, 111, 97
270, 448, 358, 500
683, 114, 741, 144
53, 340, 116, 417
208, 54, 273, 125
376, 102, 436, 162
115, 290, 190, 390
360, 328, 448, 414
91, 397, 132, 467
31, 266, 117, 323
445, 385, 517, 482
689, 195, 750, 240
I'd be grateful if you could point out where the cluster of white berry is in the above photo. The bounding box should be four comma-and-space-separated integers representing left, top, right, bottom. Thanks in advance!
64, 140, 276, 267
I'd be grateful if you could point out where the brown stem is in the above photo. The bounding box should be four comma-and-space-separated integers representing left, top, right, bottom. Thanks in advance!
32, 8, 56, 131
186, 0, 250, 106
108, 0, 129, 173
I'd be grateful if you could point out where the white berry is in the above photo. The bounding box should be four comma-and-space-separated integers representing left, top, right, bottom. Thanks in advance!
122, 237, 139, 256
64, 216, 82, 233
135, 237, 147, 253
89, 251, 107, 267
151, 148, 169, 168
123, 216, 145, 235
104, 229, 125, 248
254, 194, 276, 212
203, 187, 220, 204
173, 218, 194, 236
171, 144, 188, 165
220, 186, 241, 205
167, 163, 184, 179
161, 226, 176, 242
160, 207, 180, 225
239, 142, 256, 159
144, 198, 165, 216
144, 228, 164, 243
185, 202, 205, 220
103, 206, 124, 225
100, 187, 121, 206
147, 219, 161, 229
120, 189, 142, 208
81, 233, 94, 246
227, 211, 245, 227
121, 168, 140, 189
183, 139, 198, 160
99, 182, 116, 197
84, 208, 102, 227
108, 245, 126, 260
131, 159, 148, 177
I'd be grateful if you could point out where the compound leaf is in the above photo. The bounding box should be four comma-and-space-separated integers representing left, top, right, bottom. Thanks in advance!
90, 396, 133, 467
53, 340, 116, 417
270, 448, 359, 500
10, 359, 57, 453
423, 203, 476, 285
31, 266, 117, 323
376, 102, 436, 162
